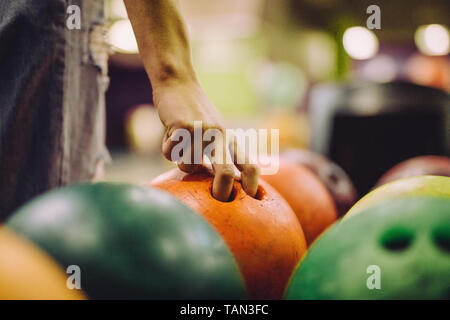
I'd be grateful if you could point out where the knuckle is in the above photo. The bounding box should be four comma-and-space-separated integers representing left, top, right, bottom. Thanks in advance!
244, 164, 258, 176
162, 146, 172, 160
204, 123, 224, 132
217, 167, 235, 182
178, 163, 197, 174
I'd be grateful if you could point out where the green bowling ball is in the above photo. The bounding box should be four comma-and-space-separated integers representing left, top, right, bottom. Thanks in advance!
285, 197, 450, 300
7, 183, 246, 299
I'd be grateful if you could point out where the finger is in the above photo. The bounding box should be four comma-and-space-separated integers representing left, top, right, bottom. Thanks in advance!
177, 143, 202, 173
230, 140, 259, 197
177, 162, 202, 174
240, 164, 258, 197
208, 137, 235, 201
210, 162, 235, 202
162, 125, 195, 163
161, 130, 180, 161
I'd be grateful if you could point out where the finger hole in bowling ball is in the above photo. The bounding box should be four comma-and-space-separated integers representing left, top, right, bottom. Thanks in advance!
380, 227, 414, 252
432, 225, 450, 253
254, 185, 266, 201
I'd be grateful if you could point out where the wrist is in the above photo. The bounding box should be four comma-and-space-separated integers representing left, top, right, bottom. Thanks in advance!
145, 55, 198, 88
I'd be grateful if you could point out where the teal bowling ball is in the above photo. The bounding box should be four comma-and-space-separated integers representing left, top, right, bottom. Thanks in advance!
7, 183, 246, 299
285, 197, 450, 299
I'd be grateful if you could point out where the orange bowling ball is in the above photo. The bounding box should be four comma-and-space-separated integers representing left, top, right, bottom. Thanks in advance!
0, 227, 85, 300
150, 168, 307, 299
261, 160, 338, 245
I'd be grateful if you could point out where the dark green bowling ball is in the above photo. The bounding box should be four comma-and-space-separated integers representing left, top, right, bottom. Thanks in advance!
7, 183, 246, 299
285, 197, 450, 299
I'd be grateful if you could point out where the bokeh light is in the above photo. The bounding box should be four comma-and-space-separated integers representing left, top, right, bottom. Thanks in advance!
125, 105, 164, 154
361, 55, 398, 83
415, 24, 450, 56
108, 0, 128, 19
343, 27, 379, 60
253, 61, 307, 110
296, 31, 336, 80
108, 19, 139, 54
405, 54, 450, 91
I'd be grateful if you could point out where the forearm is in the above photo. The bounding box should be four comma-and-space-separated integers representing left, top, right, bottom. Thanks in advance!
124, 0, 196, 87
124, 1, 258, 200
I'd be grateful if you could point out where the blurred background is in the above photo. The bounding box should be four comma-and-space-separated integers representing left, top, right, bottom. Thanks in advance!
102, 0, 450, 197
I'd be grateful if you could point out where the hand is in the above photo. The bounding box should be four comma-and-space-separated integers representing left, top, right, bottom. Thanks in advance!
123, 0, 257, 200
153, 80, 259, 201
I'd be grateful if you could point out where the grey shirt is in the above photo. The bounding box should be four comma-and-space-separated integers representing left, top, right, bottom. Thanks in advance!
0, 0, 109, 220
